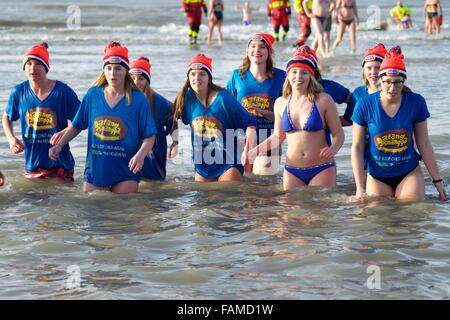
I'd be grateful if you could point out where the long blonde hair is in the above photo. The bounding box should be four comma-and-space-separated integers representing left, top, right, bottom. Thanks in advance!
173, 77, 223, 126
91, 71, 138, 105
282, 71, 323, 102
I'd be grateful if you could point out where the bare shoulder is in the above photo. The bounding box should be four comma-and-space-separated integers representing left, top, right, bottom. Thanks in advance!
317, 92, 335, 107
274, 96, 287, 116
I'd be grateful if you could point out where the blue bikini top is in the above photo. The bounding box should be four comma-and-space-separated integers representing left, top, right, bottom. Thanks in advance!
281, 97, 325, 132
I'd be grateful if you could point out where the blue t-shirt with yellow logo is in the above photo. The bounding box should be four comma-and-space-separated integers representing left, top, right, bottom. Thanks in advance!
72, 86, 157, 186
141, 91, 173, 180
226, 68, 285, 143
5, 80, 80, 172
351, 91, 430, 178
182, 89, 257, 179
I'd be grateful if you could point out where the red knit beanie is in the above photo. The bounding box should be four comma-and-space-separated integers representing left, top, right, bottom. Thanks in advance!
23, 42, 50, 73
286, 46, 316, 76
103, 41, 129, 70
130, 57, 151, 84
362, 43, 387, 67
187, 54, 213, 78
379, 46, 407, 78
247, 33, 275, 49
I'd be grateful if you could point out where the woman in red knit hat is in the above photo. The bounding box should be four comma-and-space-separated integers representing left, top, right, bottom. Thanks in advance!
129, 56, 178, 180
246, 47, 344, 190
226, 33, 286, 175
352, 46, 447, 201
173, 54, 257, 182
352, 43, 388, 103
49, 41, 157, 193
2, 42, 80, 182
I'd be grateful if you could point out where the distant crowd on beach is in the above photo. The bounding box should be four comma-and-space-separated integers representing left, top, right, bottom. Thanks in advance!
184, 0, 444, 55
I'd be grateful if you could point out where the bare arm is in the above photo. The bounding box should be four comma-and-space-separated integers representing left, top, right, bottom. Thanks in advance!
351, 123, 367, 200
414, 120, 448, 201
2, 112, 24, 154
303, 0, 312, 17
48, 124, 81, 160
321, 94, 344, 160
129, 136, 156, 174
247, 97, 286, 163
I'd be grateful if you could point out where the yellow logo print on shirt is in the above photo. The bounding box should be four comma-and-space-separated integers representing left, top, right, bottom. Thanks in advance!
26, 108, 57, 130
374, 129, 409, 153
94, 116, 127, 141
192, 116, 222, 139
241, 94, 273, 112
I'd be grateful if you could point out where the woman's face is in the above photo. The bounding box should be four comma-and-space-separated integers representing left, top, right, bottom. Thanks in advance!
363, 61, 381, 87
24, 59, 47, 82
104, 64, 127, 88
247, 40, 269, 65
381, 75, 405, 99
131, 73, 148, 92
188, 69, 209, 94
288, 67, 311, 91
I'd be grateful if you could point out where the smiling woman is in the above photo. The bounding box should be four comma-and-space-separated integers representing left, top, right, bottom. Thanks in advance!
351, 46, 448, 202
48, 41, 157, 194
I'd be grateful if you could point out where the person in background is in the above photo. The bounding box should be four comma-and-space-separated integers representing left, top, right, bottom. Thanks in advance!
173, 54, 257, 182
207, 0, 224, 46
352, 46, 447, 201
0, 171, 4, 187
390, 1, 413, 29
182, 0, 208, 45
2, 42, 80, 182
424, 0, 443, 35
129, 56, 178, 181
49, 41, 157, 193
332, 0, 359, 54
305, 0, 335, 57
236, 1, 260, 26
267, 0, 292, 42
294, 0, 313, 47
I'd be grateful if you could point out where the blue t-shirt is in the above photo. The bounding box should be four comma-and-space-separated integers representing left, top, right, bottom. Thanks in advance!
141, 91, 173, 180
182, 89, 257, 179
352, 85, 369, 103
5, 80, 80, 172
226, 68, 285, 143
351, 91, 430, 178
72, 86, 157, 186
321, 79, 355, 145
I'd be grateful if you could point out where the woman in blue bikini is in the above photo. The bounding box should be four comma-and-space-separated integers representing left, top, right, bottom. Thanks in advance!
246, 46, 344, 190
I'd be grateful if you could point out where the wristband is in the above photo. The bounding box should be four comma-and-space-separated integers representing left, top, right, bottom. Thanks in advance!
432, 179, 443, 184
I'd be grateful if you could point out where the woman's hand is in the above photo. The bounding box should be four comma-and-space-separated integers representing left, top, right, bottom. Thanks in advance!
48, 144, 62, 161
319, 146, 337, 161
8, 136, 24, 154
50, 130, 66, 146
168, 141, 178, 159
434, 181, 448, 201
129, 152, 147, 174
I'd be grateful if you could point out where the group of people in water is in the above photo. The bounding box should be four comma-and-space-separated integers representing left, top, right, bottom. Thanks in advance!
0, 34, 447, 202
182, 1, 444, 56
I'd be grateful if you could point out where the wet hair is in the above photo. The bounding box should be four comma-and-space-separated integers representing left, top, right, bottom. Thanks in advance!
238, 42, 275, 78
173, 73, 223, 127
282, 70, 323, 102
91, 69, 137, 106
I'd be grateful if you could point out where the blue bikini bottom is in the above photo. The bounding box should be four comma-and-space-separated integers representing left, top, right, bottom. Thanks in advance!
285, 161, 336, 185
